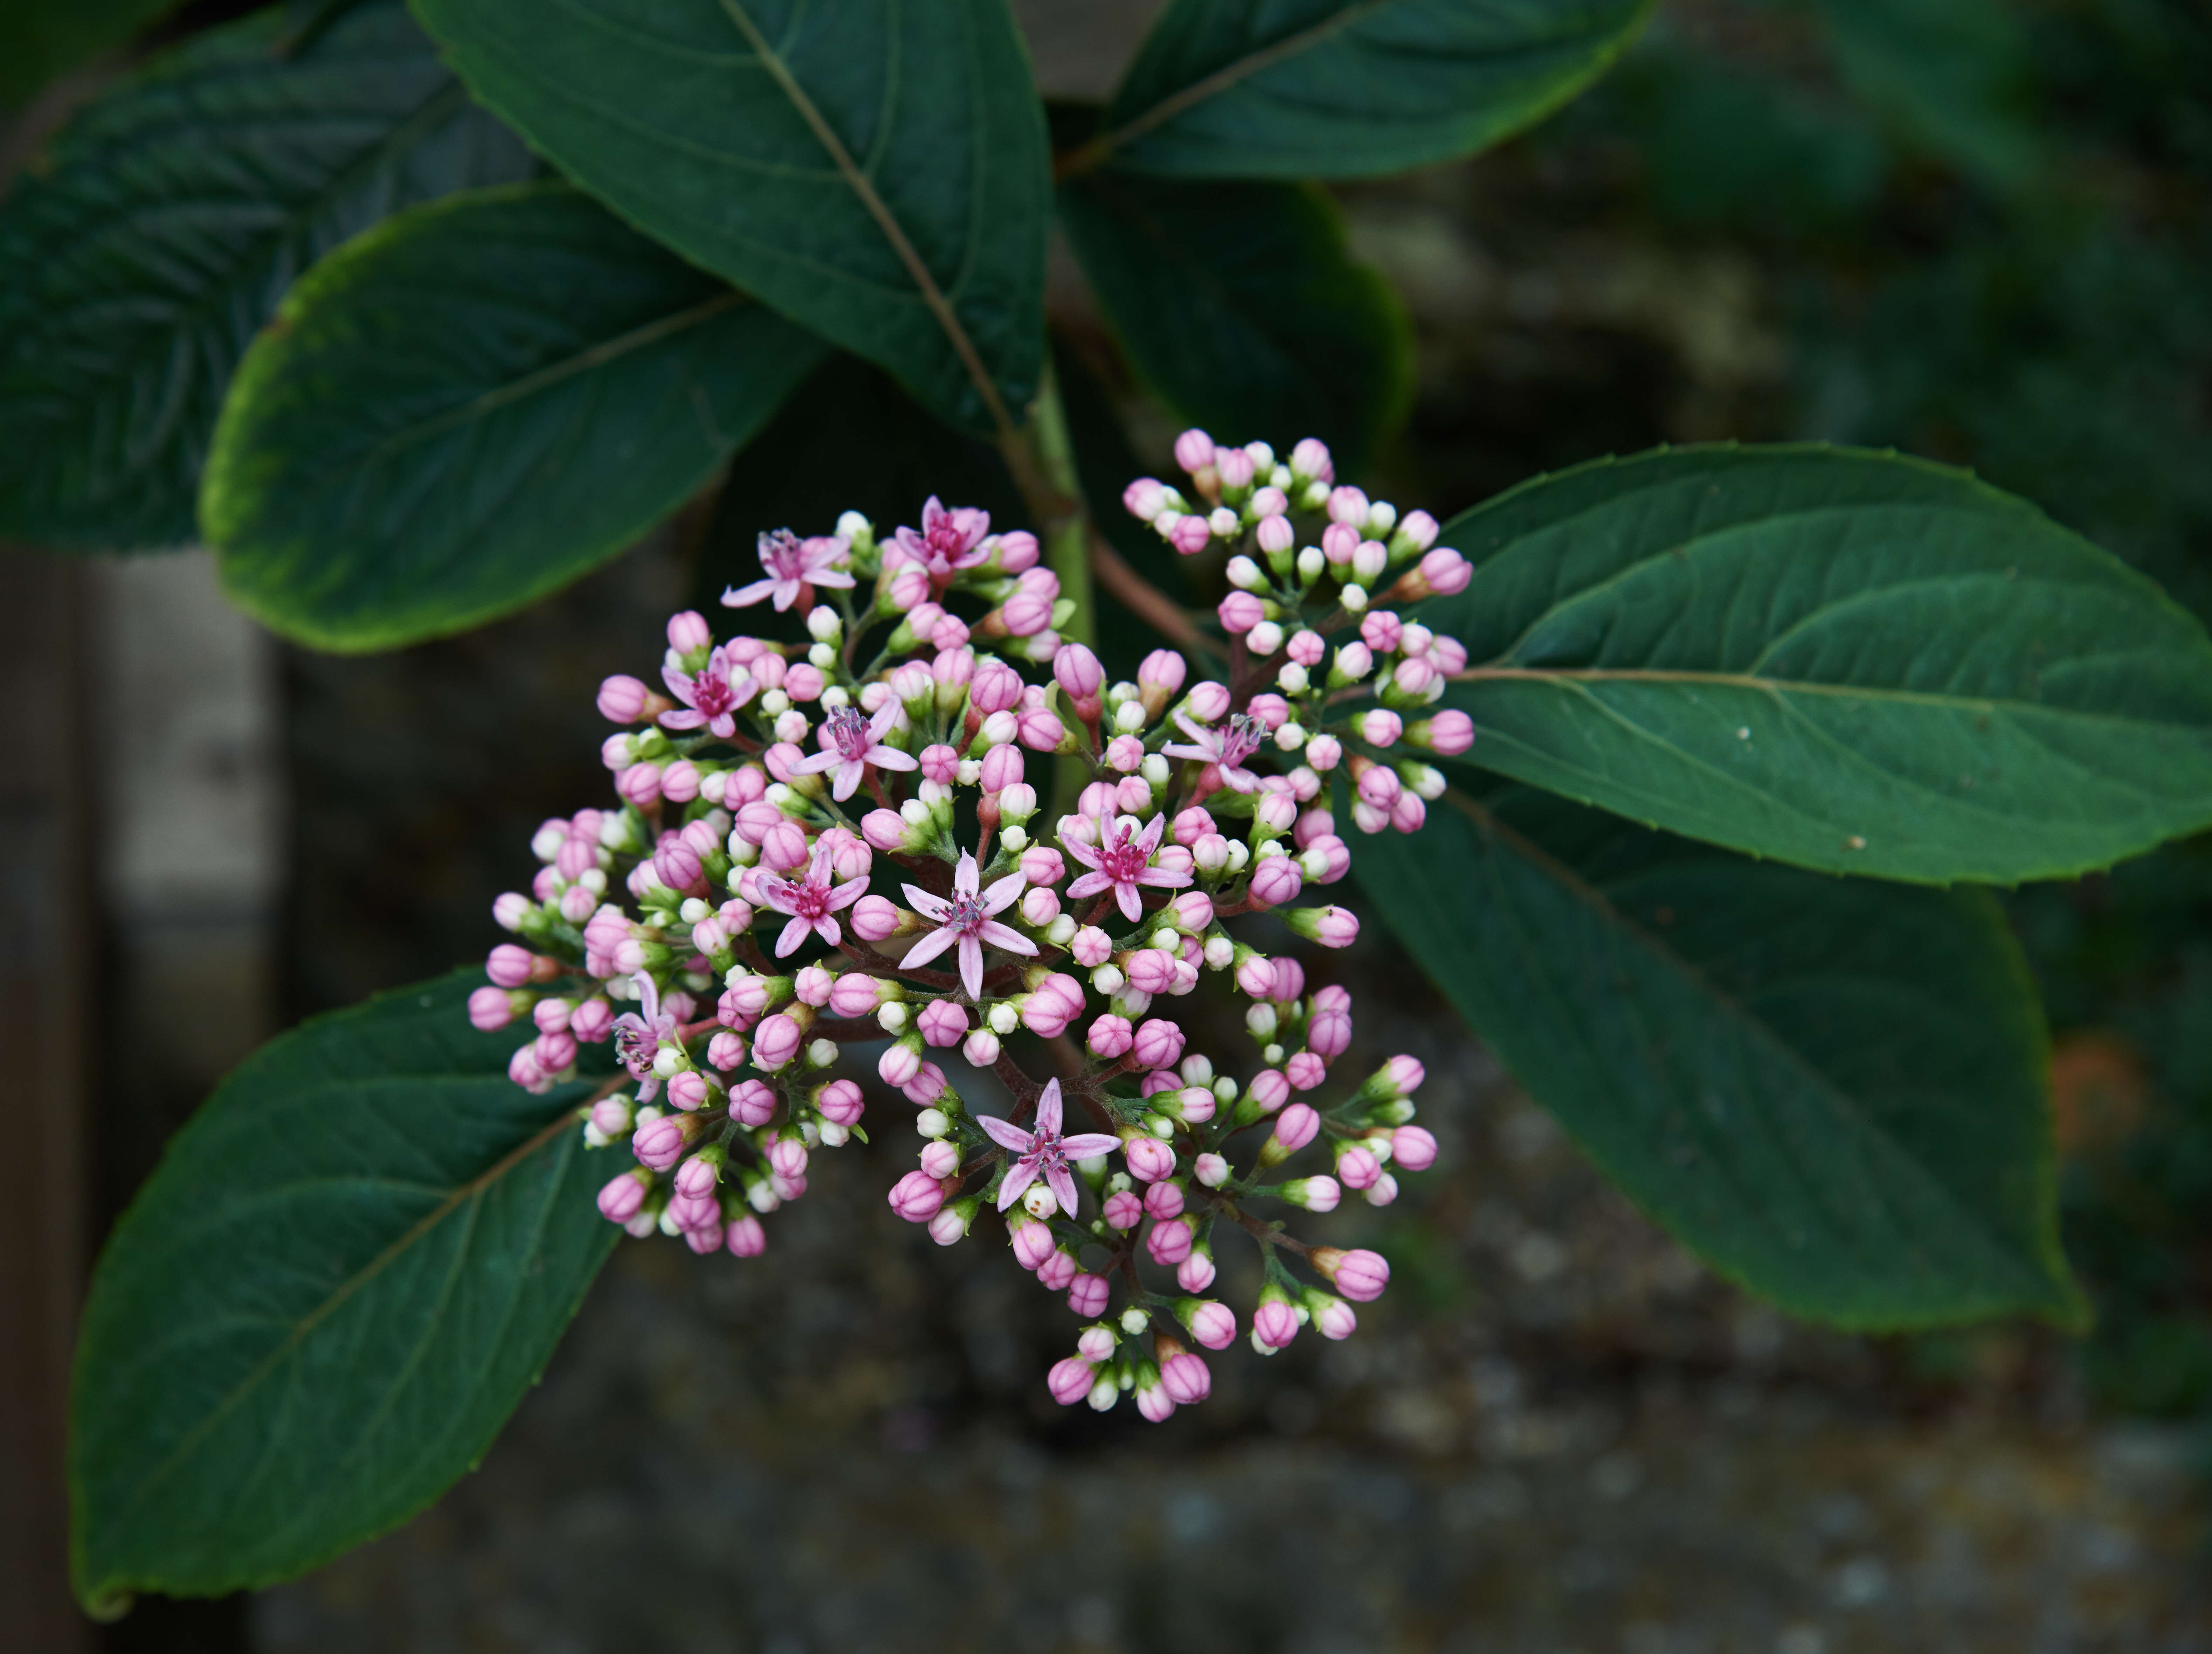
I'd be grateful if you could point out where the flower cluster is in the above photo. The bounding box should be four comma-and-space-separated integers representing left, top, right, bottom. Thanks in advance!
471, 434, 1467, 1417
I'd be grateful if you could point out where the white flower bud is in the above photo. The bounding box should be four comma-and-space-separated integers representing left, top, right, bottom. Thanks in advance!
679, 897, 710, 924
1262, 1042, 1285, 1065
956, 759, 982, 786
998, 782, 1038, 822
1276, 662, 1309, 695
1001, 823, 1031, 853
1113, 988, 1152, 1019
773, 709, 810, 745
1140, 754, 1169, 787
1208, 507, 1239, 537
807, 605, 842, 643
1340, 582, 1368, 611
1297, 546, 1325, 583
1150, 927, 1179, 951
1203, 935, 1234, 969
1225, 840, 1251, 872
761, 688, 792, 717
1226, 555, 1266, 590
1274, 720, 1306, 751
819, 1121, 850, 1147
1246, 1004, 1278, 1037
1119, 1305, 1150, 1334
1024, 1182, 1060, 1220
877, 1002, 908, 1033
1113, 699, 1147, 733
652, 1047, 683, 1077
1213, 1075, 1237, 1102
1366, 500, 1397, 535
808, 1038, 836, 1067
820, 684, 850, 710
988, 1002, 1020, 1035
1091, 963, 1126, 995
806, 643, 835, 670
836, 510, 873, 547
900, 798, 931, 824
1045, 914, 1076, 946
1247, 620, 1284, 657
917, 1107, 950, 1139
1180, 1054, 1214, 1084
980, 708, 1019, 747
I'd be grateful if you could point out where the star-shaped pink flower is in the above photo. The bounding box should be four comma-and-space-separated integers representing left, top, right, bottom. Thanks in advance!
659, 642, 757, 740
788, 702, 919, 802
975, 1078, 1120, 1217
610, 971, 679, 1101
900, 850, 1035, 1001
722, 528, 855, 612
1064, 809, 1189, 923
758, 840, 870, 957
891, 496, 992, 586
1161, 709, 1269, 793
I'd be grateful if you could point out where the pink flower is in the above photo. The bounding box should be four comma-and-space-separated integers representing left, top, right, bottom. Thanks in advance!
917, 998, 969, 1047
1253, 1298, 1300, 1350
974, 1077, 1119, 1217
1048, 1356, 1096, 1405
1185, 1300, 1236, 1349
1162, 711, 1269, 794
900, 850, 1036, 1001
658, 643, 758, 740
610, 972, 678, 1100
1392, 1124, 1439, 1171
757, 840, 869, 957
892, 496, 992, 585
1131, 1018, 1184, 1071
789, 701, 919, 802
1068, 1273, 1110, 1317
723, 527, 854, 611
1063, 809, 1189, 922
887, 1170, 946, 1222
1159, 1348, 1211, 1404
1087, 1015, 1134, 1059
726, 1214, 767, 1256
597, 1170, 649, 1224
1312, 1246, 1390, 1301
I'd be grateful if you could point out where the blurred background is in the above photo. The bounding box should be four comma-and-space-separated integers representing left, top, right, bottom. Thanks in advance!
6, 0, 2211, 1648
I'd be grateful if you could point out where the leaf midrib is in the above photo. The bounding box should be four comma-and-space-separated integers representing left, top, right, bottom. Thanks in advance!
1431, 790, 2057, 1304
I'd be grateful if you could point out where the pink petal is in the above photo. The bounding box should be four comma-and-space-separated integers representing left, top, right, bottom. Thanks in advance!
809, 569, 856, 589
900, 925, 958, 970
1034, 1079, 1063, 1136
903, 886, 951, 920
958, 935, 983, 1001
1135, 813, 1168, 854
953, 853, 980, 897
1135, 867, 1188, 888
811, 915, 841, 949
1160, 742, 1208, 765
996, 1156, 1040, 1210
789, 749, 842, 775
721, 579, 777, 607
1062, 838, 1104, 871
1059, 1133, 1122, 1160
977, 1115, 1036, 1154
1045, 1164, 1081, 1219
770, 581, 801, 612
658, 708, 707, 731
867, 700, 903, 742
976, 920, 1037, 955
825, 878, 870, 911
1115, 884, 1142, 922
980, 871, 1028, 914
830, 760, 865, 801
775, 916, 810, 957
866, 745, 919, 771
1065, 871, 1112, 900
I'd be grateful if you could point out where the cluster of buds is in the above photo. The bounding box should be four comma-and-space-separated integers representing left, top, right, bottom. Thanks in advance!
471, 437, 1463, 1416
1124, 429, 1475, 833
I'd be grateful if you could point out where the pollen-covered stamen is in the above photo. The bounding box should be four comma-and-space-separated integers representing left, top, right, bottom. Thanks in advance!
685, 662, 738, 719
614, 1023, 656, 1077
823, 705, 873, 760
1219, 713, 1266, 769
758, 527, 807, 580
936, 889, 991, 938
1094, 822, 1151, 884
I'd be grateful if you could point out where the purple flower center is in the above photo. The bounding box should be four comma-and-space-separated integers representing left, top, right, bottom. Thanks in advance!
924, 518, 970, 562
1218, 713, 1266, 769
779, 872, 832, 921
824, 705, 872, 760
1022, 1127, 1073, 1172
759, 528, 807, 581
937, 890, 990, 938
615, 1022, 656, 1077
1094, 823, 1150, 885
687, 664, 736, 718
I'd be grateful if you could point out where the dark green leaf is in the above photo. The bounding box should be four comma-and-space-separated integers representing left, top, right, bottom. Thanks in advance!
1086, 0, 1651, 179
0, 1, 530, 550
0, 0, 182, 108
206, 183, 827, 650
70, 971, 617, 1608
1358, 784, 2084, 1330
1058, 173, 1411, 475
1421, 444, 2212, 883
410, 0, 1049, 435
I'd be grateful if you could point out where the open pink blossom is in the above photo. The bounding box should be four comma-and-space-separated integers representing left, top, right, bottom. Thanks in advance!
901, 850, 1036, 1001
1161, 710, 1270, 793
789, 702, 918, 802
722, 527, 853, 611
892, 496, 992, 585
1063, 809, 1188, 923
757, 840, 869, 957
658, 643, 757, 740
975, 1078, 1119, 1217
609, 971, 678, 1101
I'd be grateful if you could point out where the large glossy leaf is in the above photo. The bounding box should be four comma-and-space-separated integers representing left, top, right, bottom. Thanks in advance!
1081, 0, 1651, 180
1419, 444, 2212, 884
1058, 173, 1411, 474
206, 183, 828, 649
1358, 785, 2083, 1329
0, 1, 530, 550
0, 0, 183, 107
70, 971, 617, 1608
411, 0, 1050, 436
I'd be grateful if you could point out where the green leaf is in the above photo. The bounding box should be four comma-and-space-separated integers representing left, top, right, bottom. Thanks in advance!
70, 971, 617, 1608
205, 182, 828, 650
0, 0, 184, 107
1058, 173, 1411, 475
1357, 784, 2085, 1330
1082, 0, 1651, 180
1420, 444, 2212, 884
409, 0, 1050, 436
0, 1, 531, 551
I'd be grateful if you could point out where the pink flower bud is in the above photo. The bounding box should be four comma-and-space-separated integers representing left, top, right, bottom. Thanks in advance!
730, 1079, 778, 1127
1360, 708, 1404, 749
1016, 705, 1065, 751
994, 530, 1040, 573
1145, 1214, 1194, 1265
1285, 1051, 1326, 1091
1102, 1190, 1143, 1231
913, 742, 958, 786
1312, 1246, 1390, 1301
1119, 948, 1172, 995
1256, 515, 1294, 554
1326, 485, 1369, 524
1122, 477, 1168, 520
1421, 547, 1472, 595
1253, 1299, 1300, 1350
1163, 514, 1207, 556
597, 1170, 649, 1223
725, 1214, 766, 1256
914, 998, 967, 1047
616, 762, 663, 806
485, 944, 541, 988
979, 741, 1025, 795
1189, 1299, 1240, 1351
666, 610, 712, 652
1137, 648, 1187, 705
1246, 694, 1291, 732
1365, 1172, 1399, 1207
1052, 643, 1104, 702
878, 1040, 921, 1086
1290, 437, 1333, 480
1248, 854, 1303, 909
969, 660, 1024, 715
1301, 835, 1351, 885
673, 1153, 720, 1199
758, 819, 809, 873
588, 1096, 634, 1139
766, 1137, 808, 1182
1391, 791, 1427, 832
681, 1218, 725, 1254
1087, 1015, 1134, 1060
1048, 1356, 1096, 1405
1249, 1069, 1290, 1115
571, 998, 614, 1043
1018, 886, 1059, 928
752, 1012, 802, 1071
888, 1170, 946, 1222
1308, 1003, 1352, 1060
1391, 1124, 1439, 1171
1410, 710, 1475, 755
1177, 1251, 1217, 1293
1336, 1145, 1383, 1190
1144, 1179, 1185, 1221
1067, 1273, 1111, 1317
1321, 520, 1360, 565
851, 894, 905, 941
469, 986, 516, 1031
597, 674, 652, 722
1003, 1221, 1051, 1275
666, 1069, 710, 1110
1272, 1103, 1320, 1156
1216, 591, 1265, 635
1123, 1134, 1175, 1182
1173, 427, 1215, 473
633, 1113, 698, 1172
1131, 1018, 1185, 1071
815, 1077, 865, 1126
1070, 927, 1113, 969
1020, 975, 1084, 1039
1313, 1297, 1358, 1340
1159, 1349, 1211, 1404
1018, 844, 1064, 887
1235, 955, 1277, 999
1286, 905, 1360, 949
